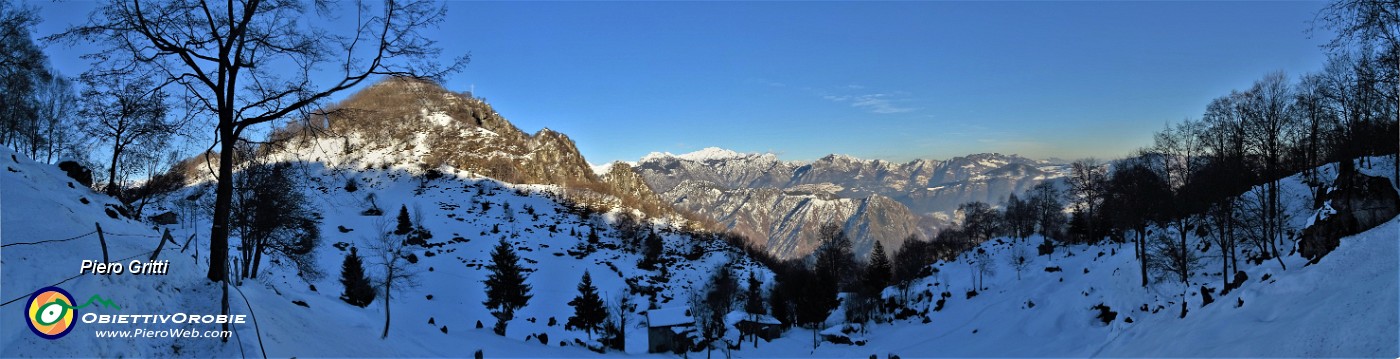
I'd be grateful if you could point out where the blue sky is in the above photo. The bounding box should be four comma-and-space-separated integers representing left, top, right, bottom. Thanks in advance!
36, 1, 1332, 164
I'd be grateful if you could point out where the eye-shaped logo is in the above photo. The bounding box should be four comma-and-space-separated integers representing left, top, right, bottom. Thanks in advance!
26, 286, 77, 340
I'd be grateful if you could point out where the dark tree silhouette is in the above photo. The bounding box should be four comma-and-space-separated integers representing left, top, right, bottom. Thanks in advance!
77, 75, 173, 196
864, 241, 892, 295
395, 205, 413, 235
232, 161, 319, 279
744, 271, 766, 348
339, 247, 376, 307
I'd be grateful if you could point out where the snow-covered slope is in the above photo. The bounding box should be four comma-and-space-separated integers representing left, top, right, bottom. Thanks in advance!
729, 157, 1398, 358
1, 132, 763, 357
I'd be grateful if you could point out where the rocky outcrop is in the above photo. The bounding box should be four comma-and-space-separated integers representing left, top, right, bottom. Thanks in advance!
1300, 172, 1400, 263
267, 78, 679, 219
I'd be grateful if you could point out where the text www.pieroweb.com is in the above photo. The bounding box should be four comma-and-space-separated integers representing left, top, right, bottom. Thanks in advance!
94, 328, 232, 338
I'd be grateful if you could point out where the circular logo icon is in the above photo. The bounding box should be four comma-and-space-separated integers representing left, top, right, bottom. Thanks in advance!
25, 286, 76, 340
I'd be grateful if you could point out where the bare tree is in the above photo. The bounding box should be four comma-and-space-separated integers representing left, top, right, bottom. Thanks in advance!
1146, 233, 1201, 318
0, 0, 45, 150
1103, 155, 1170, 287
1068, 159, 1108, 243
969, 248, 995, 289
1009, 243, 1030, 280
368, 220, 420, 339
1240, 72, 1298, 268
1027, 182, 1066, 239
30, 74, 78, 163
892, 234, 929, 303
1318, 0, 1400, 186
1152, 119, 1207, 272
77, 74, 174, 196
56, 0, 467, 284
958, 201, 1000, 243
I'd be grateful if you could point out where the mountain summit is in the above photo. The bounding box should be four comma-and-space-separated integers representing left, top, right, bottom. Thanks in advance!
263, 78, 679, 219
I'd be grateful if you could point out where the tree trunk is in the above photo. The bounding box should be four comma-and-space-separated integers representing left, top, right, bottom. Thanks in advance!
382, 266, 393, 339
240, 243, 251, 278
1269, 180, 1287, 270
250, 237, 265, 278
221, 277, 230, 342
208, 125, 236, 282
107, 140, 123, 197
1179, 218, 1189, 284
1137, 227, 1147, 287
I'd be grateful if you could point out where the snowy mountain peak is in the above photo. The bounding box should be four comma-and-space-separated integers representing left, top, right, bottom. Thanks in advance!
819, 153, 864, 163
678, 147, 744, 161
590, 160, 638, 176
641, 147, 755, 163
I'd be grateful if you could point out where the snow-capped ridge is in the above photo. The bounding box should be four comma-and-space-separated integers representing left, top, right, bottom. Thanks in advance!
640, 146, 770, 163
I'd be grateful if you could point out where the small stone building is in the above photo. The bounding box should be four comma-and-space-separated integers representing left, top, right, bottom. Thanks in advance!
645, 307, 694, 353
726, 310, 783, 342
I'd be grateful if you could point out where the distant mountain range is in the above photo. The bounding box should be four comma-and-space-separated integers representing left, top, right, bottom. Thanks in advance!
625, 148, 1069, 259
259, 78, 1068, 260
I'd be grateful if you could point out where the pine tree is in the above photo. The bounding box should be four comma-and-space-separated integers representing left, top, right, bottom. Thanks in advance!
483, 238, 532, 336
744, 271, 766, 348
639, 230, 663, 270
339, 247, 376, 307
865, 241, 892, 294
567, 271, 607, 340
745, 272, 766, 316
395, 204, 412, 235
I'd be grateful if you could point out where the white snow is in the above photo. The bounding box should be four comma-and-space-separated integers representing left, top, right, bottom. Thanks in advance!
641, 147, 760, 163
423, 111, 454, 127
646, 307, 695, 327
0, 144, 761, 357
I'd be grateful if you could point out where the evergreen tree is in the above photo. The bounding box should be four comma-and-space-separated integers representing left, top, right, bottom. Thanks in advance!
395, 204, 412, 235
640, 230, 663, 270
744, 272, 766, 348
567, 271, 607, 340
483, 238, 532, 336
745, 272, 766, 315
587, 227, 599, 244
338, 247, 376, 307
769, 278, 791, 326
864, 241, 892, 294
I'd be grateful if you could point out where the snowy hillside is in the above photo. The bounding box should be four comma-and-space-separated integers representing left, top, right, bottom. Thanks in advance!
0, 143, 767, 357
726, 157, 1398, 358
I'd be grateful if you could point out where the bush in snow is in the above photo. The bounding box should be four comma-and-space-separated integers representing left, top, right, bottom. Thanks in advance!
1091, 303, 1117, 325
1038, 238, 1056, 256
232, 162, 321, 279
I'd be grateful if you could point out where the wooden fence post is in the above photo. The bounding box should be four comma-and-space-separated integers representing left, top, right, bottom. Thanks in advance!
95, 223, 108, 263
151, 229, 171, 261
